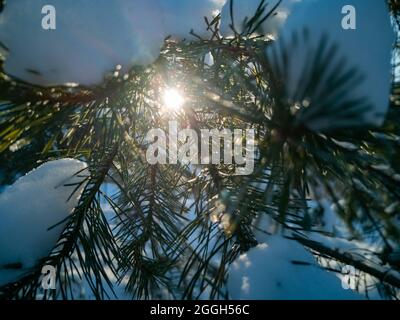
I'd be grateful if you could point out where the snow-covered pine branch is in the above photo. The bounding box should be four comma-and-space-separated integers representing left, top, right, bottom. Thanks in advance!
0, 159, 88, 287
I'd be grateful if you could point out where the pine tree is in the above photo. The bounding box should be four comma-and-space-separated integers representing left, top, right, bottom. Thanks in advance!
0, 0, 400, 300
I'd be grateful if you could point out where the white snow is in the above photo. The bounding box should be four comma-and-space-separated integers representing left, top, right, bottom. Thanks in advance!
0, 0, 300, 86
0, 0, 222, 86
0, 158, 88, 287
307, 199, 398, 299
266, 0, 394, 130
0, 0, 166, 86
204, 52, 215, 67
227, 232, 364, 300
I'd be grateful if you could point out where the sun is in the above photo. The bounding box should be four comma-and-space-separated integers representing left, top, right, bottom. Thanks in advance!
162, 88, 185, 112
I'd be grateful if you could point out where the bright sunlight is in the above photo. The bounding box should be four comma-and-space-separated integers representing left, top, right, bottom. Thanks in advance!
162, 88, 185, 112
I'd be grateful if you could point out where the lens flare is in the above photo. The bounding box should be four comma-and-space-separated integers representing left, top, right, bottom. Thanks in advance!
162, 88, 184, 111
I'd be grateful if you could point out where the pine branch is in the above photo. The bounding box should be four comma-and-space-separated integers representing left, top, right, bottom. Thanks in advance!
294, 236, 400, 289
0, 1, 399, 300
